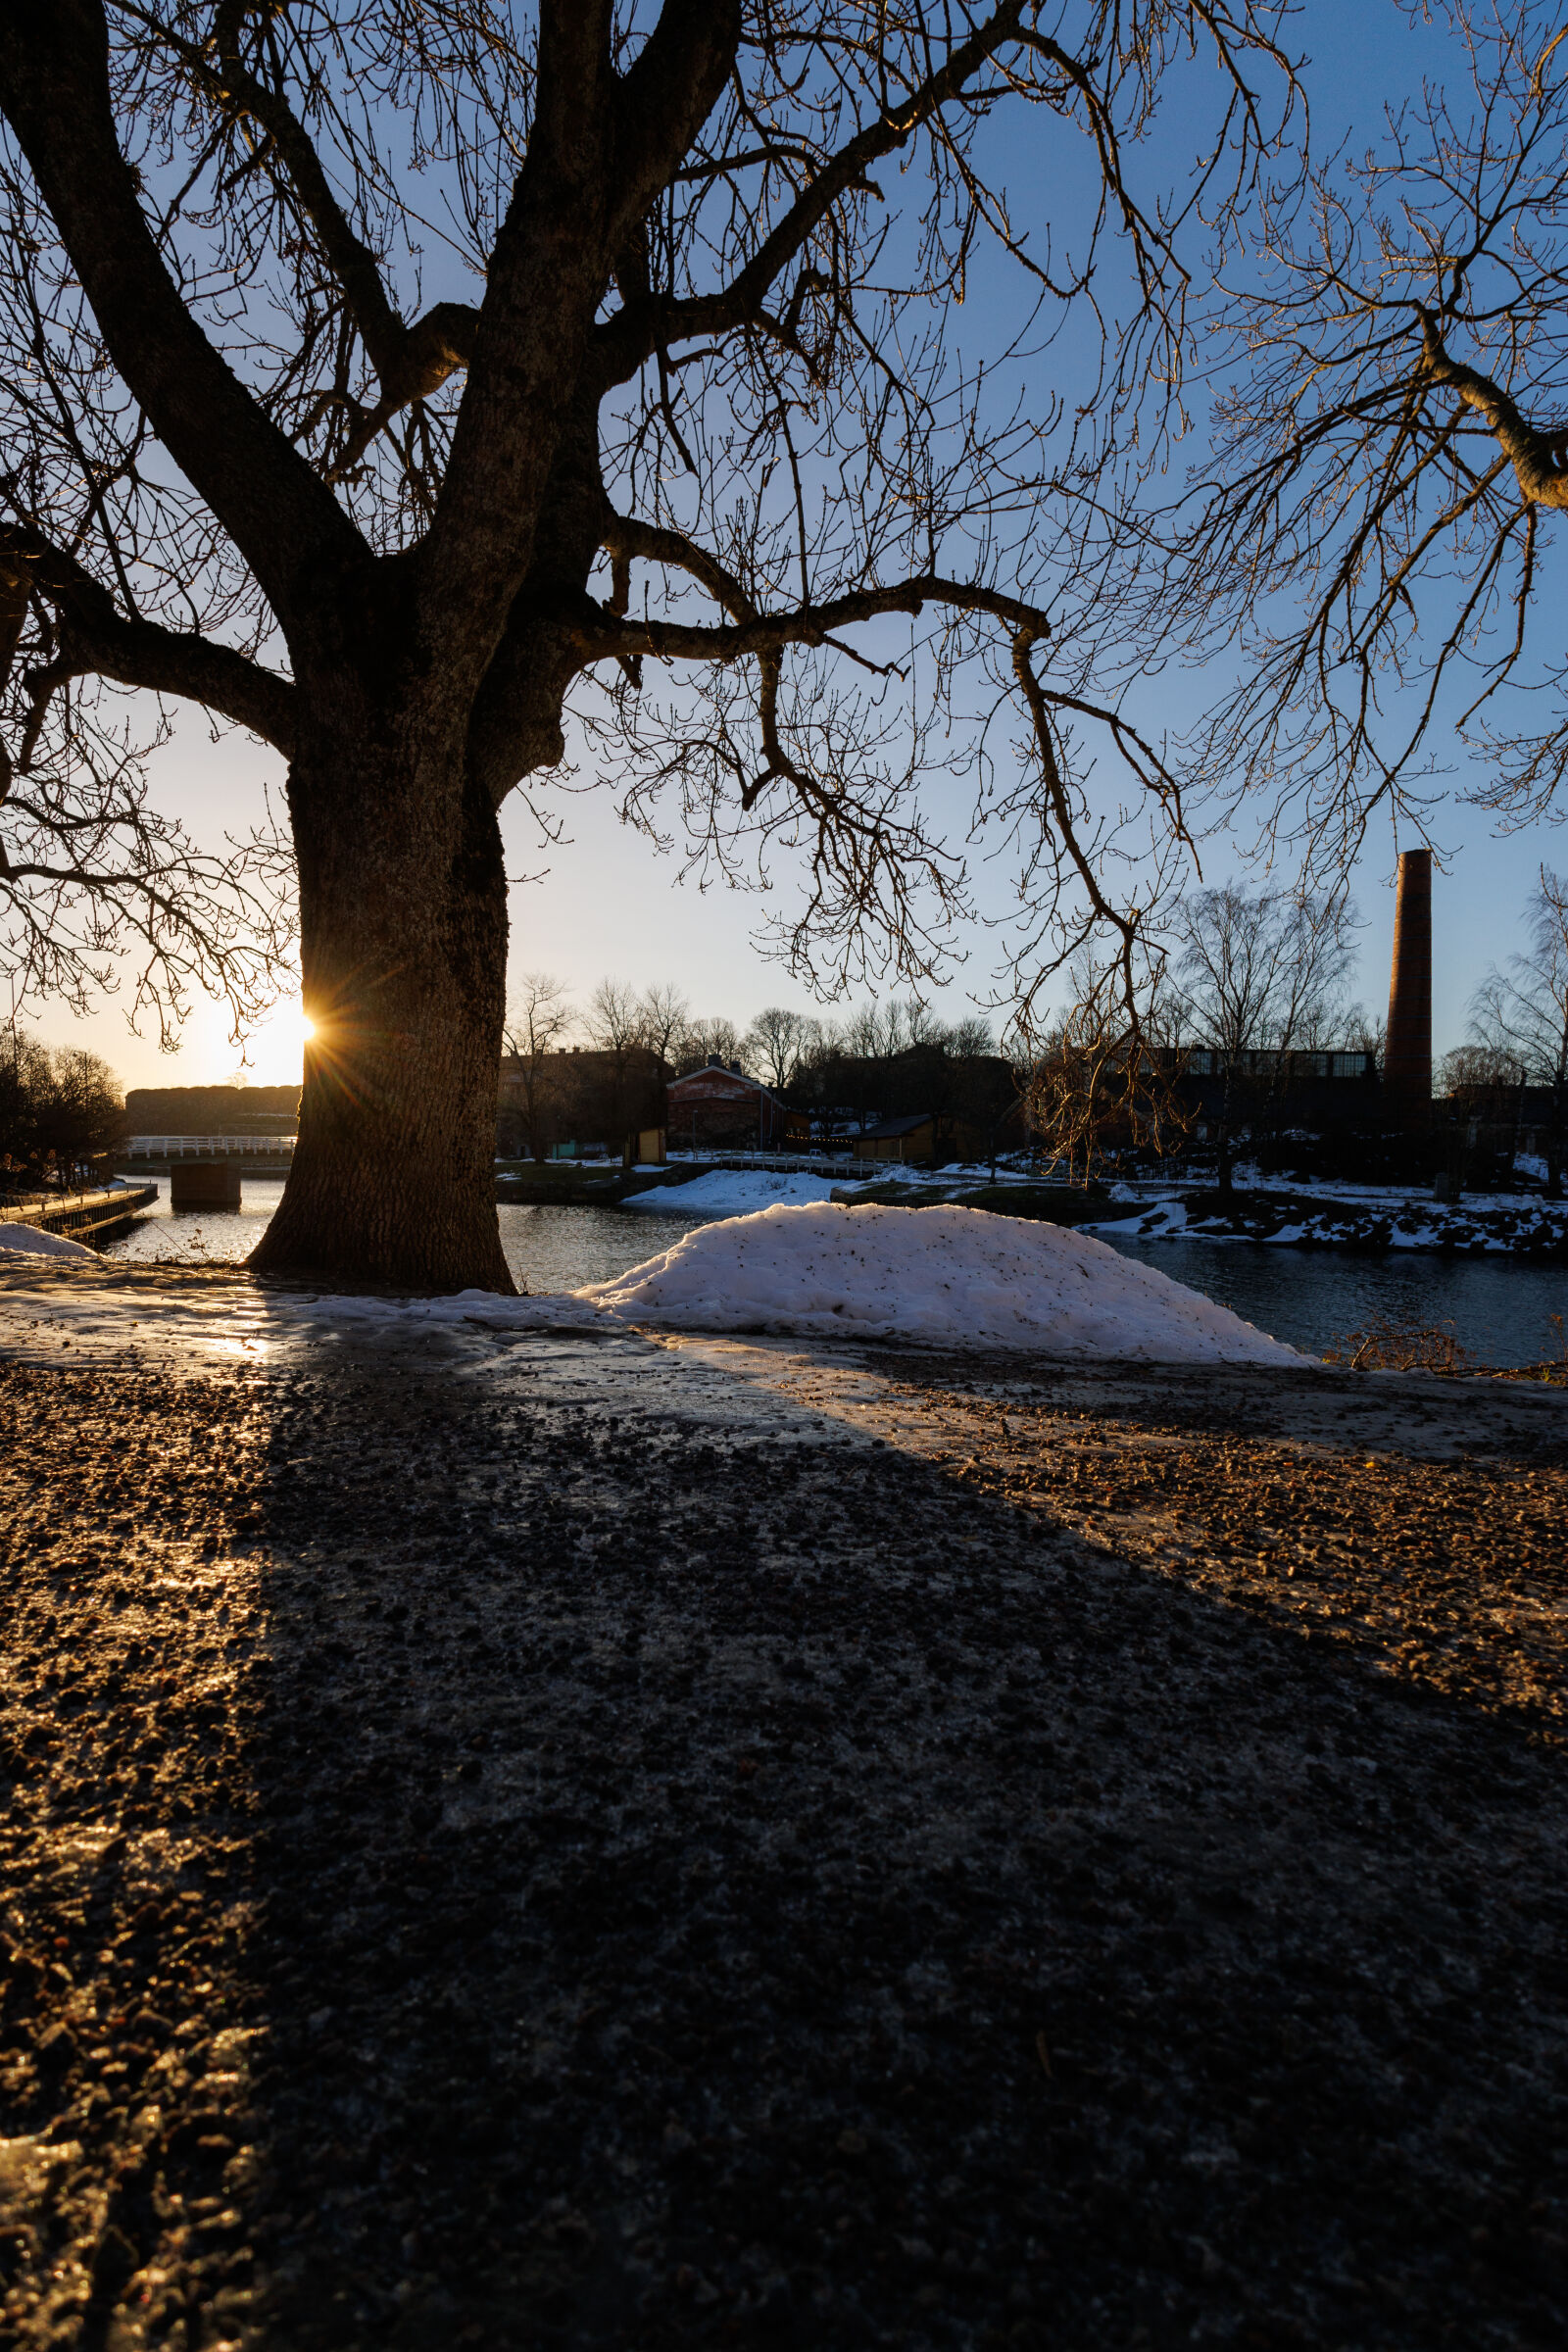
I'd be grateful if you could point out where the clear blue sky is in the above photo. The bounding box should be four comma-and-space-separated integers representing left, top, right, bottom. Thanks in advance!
36, 2, 1563, 1091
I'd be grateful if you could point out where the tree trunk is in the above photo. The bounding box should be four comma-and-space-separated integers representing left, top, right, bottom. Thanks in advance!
250, 710, 514, 1293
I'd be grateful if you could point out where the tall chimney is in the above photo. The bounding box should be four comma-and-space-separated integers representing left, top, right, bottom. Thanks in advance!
1385, 848, 1432, 1130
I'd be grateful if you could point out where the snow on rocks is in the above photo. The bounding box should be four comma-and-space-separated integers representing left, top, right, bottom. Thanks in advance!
622, 1169, 849, 1216
581, 1200, 1300, 1362
1086, 1200, 1191, 1241
0, 1222, 98, 1259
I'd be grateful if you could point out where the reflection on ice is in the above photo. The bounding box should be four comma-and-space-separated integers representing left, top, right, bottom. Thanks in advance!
0, 1266, 607, 1370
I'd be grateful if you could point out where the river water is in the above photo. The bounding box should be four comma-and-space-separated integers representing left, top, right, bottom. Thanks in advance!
102, 1179, 1568, 1366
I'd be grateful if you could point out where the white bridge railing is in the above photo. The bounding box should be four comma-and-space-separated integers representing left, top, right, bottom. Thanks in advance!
123, 1134, 296, 1157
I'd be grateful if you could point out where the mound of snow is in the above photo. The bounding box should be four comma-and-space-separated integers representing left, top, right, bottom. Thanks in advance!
623, 1169, 848, 1215
580, 1201, 1299, 1362
0, 1221, 97, 1260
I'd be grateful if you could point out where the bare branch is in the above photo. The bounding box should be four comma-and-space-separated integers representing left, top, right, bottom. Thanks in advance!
0, 526, 295, 755
0, 0, 366, 614
1418, 307, 1568, 510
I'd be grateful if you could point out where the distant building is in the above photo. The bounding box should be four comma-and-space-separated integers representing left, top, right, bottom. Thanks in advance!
854, 1111, 992, 1165
124, 1085, 298, 1136
498, 1047, 665, 1162
666, 1058, 806, 1152
1161, 1049, 1381, 1139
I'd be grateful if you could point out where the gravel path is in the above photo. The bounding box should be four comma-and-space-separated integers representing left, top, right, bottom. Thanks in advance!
2, 1281, 1566, 2349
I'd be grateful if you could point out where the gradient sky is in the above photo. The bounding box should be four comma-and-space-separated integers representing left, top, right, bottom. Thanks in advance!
27, 2, 1565, 1095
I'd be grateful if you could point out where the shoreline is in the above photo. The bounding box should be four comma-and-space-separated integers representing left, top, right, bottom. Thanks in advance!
97, 1161, 1568, 1266
1087, 1186, 1568, 1261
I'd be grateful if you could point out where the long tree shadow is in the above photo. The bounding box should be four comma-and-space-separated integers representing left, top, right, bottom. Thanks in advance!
229, 1335, 1568, 2351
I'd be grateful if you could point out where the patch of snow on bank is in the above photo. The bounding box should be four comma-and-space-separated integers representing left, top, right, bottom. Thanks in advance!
623, 1169, 849, 1215
1086, 1200, 1190, 1240
0, 1222, 98, 1259
581, 1201, 1299, 1362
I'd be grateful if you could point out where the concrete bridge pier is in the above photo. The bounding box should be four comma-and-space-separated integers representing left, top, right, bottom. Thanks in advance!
170, 1163, 243, 1211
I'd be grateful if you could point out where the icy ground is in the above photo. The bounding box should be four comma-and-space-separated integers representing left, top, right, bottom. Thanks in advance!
0, 1200, 1298, 1366
3, 1314, 1565, 2347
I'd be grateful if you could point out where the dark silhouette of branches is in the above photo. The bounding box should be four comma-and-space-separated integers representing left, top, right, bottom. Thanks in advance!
0, 1, 1302, 1010
1152, 1, 1568, 875
0, 2, 1303, 1278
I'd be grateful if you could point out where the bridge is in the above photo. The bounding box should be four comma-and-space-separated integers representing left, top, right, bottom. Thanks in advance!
121, 1134, 296, 1174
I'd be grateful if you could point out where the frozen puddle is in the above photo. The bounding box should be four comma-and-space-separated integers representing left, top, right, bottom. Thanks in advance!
0, 1267, 606, 1369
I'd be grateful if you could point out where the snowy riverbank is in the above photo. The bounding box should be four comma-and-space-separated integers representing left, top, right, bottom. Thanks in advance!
2, 1200, 1298, 1367
1087, 1188, 1568, 1258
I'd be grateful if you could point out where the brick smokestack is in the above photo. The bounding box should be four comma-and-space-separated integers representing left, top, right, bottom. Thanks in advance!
1384, 848, 1432, 1129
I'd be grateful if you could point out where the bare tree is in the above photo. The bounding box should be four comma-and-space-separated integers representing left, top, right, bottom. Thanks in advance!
1019, 959, 1183, 1187
742, 1006, 817, 1093
0, 1, 1298, 1286
3, 1035, 125, 1190
501, 970, 574, 1159
636, 984, 691, 1071
1157, 2, 1568, 874
583, 972, 664, 1152
582, 977, 645, 1056
1166, 886, 1358, 1191
677, 1015, 740, 1074
947, 1015, 997, 1059
1438, 1044, 1520, 1094
1468, 864, 1568, 1192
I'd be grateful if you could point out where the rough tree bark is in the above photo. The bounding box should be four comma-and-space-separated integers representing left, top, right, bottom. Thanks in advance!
252, 719, 514, 1290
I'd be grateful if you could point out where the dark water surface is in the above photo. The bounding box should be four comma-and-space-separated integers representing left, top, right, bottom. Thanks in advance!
1102, 1233, 1567, 1367
103, 1178, 1567, 1365
101, 1183, 702, 1294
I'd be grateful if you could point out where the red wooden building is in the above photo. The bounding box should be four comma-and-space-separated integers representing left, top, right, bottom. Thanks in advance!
666, 1059, 807, 1152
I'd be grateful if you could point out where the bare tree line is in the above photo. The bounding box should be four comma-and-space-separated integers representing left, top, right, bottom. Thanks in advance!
0, 1028, 123, 1193
1018, 884, 1383, 1188
505, 972, 1000, 1083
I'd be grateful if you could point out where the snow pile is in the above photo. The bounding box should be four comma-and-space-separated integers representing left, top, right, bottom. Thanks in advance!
0, 1222, 97, 1260
582, 1201, 1300, 1362
623, 1169, 849, 1215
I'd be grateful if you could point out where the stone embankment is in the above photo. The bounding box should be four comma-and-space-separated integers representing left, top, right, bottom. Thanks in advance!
0, 1184, 158, 1246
